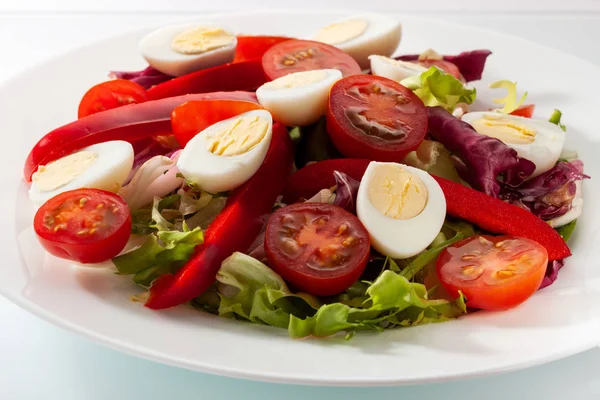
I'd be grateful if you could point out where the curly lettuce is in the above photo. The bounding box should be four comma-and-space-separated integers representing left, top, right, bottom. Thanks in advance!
489, 80, 527, 114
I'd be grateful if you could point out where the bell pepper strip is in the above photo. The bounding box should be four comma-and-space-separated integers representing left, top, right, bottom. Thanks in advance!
510, 104, 536, 118
145, 123, 295, 310
23, 91, 258, 181
146, 59, 267, 101
172, 100, 263, 147
433, 176, 571, 261
233, 35, 292, 62
396, 50, 492, 82
280, 158, 370, 204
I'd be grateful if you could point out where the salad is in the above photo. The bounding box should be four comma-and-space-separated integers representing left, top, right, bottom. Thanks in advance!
25, 13, 587, 339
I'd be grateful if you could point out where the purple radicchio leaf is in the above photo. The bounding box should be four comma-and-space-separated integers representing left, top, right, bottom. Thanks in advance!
332, 170, 360, 213
125, 141, 180, 185
539, 259, 565, 289
426, 106, 536, 197
501, 160, 589, 220
109, 66, 173, 90
396, 49, 492, 82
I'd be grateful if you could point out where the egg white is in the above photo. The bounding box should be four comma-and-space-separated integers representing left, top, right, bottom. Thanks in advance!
176, 109, 273, 193
139, 23, 237, 77
548, 181, 583, 228
356, 162, 446, 259
462, 112, 566, 177
29, 141, 134, 206
256, 69, 342, 126
369, 55, 427, 82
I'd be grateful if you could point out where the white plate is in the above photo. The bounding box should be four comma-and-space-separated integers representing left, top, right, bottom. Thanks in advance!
1, 10, 599, 386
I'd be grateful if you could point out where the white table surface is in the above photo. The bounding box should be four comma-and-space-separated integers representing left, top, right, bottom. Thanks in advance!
2, 9, 600, 400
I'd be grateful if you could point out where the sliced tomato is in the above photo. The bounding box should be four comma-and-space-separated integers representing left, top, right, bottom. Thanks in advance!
326, 75, 428, 161
510, 104, 536, 118
78, 79, 148, 118
234, 36, 291, 62
265, 203, 370, 296
281, 158, 370, 204
147, 59, 266, 100
172, 100, 263, 147
419, 59, 463, 80
436, 235, 548, 311
262, 39, 361, 81
34, 189, 131, 264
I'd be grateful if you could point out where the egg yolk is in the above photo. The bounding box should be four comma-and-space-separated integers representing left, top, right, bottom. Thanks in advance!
368, 164, 428, 220
171, 26, 235, 55
268, 70, 328, 89
206, 116, 269, 156
313, 19, 368, 45
32, 151, 98, 192
471, 114, 536, 145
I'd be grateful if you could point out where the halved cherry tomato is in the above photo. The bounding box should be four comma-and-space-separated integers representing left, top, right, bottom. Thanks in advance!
265, 203, 370, 296
326, 75, 428, 161
33, 189, 131, 264
234, 36, 291, 62
418, 60, 463, 80
436, 235, 548, 311
78, 79, 148, 118
171, 100, 263, 147
262, 39, 361, 81
510, 104, 536, 118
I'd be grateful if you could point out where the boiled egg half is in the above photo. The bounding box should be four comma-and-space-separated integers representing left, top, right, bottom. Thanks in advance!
369, 55, 428, 82
176, 110, 273, 193
461, 112, 566, 177
139, 23, 237, 77
312, 13, 402, 69
29, 141, 134, 206
356, 162, 446, 259
256, 69, 342, 126
548, 181, 583, 228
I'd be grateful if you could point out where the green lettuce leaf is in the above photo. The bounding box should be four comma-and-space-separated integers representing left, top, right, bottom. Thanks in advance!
556, 219, 577, 242
549, 109, 567, 131
401, 66, 476, 112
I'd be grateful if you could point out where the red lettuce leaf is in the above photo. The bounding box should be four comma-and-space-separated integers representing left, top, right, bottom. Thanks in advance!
539, 259, 564, 289
427, 106, 536, 197
109, 66, 173, 89
396, 50, 492, 82
332, 171, 360, 213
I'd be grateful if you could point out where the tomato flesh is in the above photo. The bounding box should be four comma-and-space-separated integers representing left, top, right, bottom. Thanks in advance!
34, 189, 131, 264
265, 203, 370, 296
172, 100, 263, 147
326, 75, 428, 161
436, 235, 548, 311
262, 39, 361, 81
234, 36, 291, 62
78, 79, 147, 118
510, 104, 535, 118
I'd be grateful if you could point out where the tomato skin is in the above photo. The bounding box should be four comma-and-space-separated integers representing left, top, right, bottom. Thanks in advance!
34, 189, 131, 264
172, 100, 263, 147
510, 104, 535, 118
262, 39, 362, 80
78, 79, 148, 119
326, 75, 428, 162
147, 59, 267, 100
281, 158, 370, 204
436, 235, 548, 311
265, 203, 370, 296
234, 36, 291, 62
418, 60, 463, 80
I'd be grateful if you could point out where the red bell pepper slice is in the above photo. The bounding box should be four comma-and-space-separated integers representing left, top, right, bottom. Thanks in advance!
146, 59, 267, 101
509, 104, 536, 118
433, 176, 570, 261
233, 35, 292, 62
145, 123, 295, 310
280, 158, 370, 204
23, 91, 257, 181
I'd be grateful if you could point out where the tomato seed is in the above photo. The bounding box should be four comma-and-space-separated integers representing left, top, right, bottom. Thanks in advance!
79, 197, 88, 207
53, 224, 65, 232
337, 224, 348, 234
496, 270, 516, 279
96, 204, 104, 209
461, 265, 475, 275
342, 237, 355, 246
283, 58, 295, 66
461, 254, 476, 260
89, 229, 96, 235
76, 229, 88, 236
494, 241, 506, 248
372, 85, 381, 93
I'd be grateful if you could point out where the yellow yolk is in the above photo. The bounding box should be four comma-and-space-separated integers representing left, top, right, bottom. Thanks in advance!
313, 19, 368, 45
269, 70, 328, 89
171, 26, 235, 55
32, 151, 98, 192
206, 116, 269, 156
471, 114, 536, 145
368, 163, 428, 220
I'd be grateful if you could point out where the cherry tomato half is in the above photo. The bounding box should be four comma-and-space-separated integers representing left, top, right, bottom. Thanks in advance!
262, 39, 362, 81
78, 79, 148, 118
510, 104, 536, 118
326, 75, 428, 161
436, 235, 548, 311
234, 35, 291, 62
419, 59, 463, 81
265, 203, 370, 296
34, 189, 132, 264
171, 100, 263, 147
